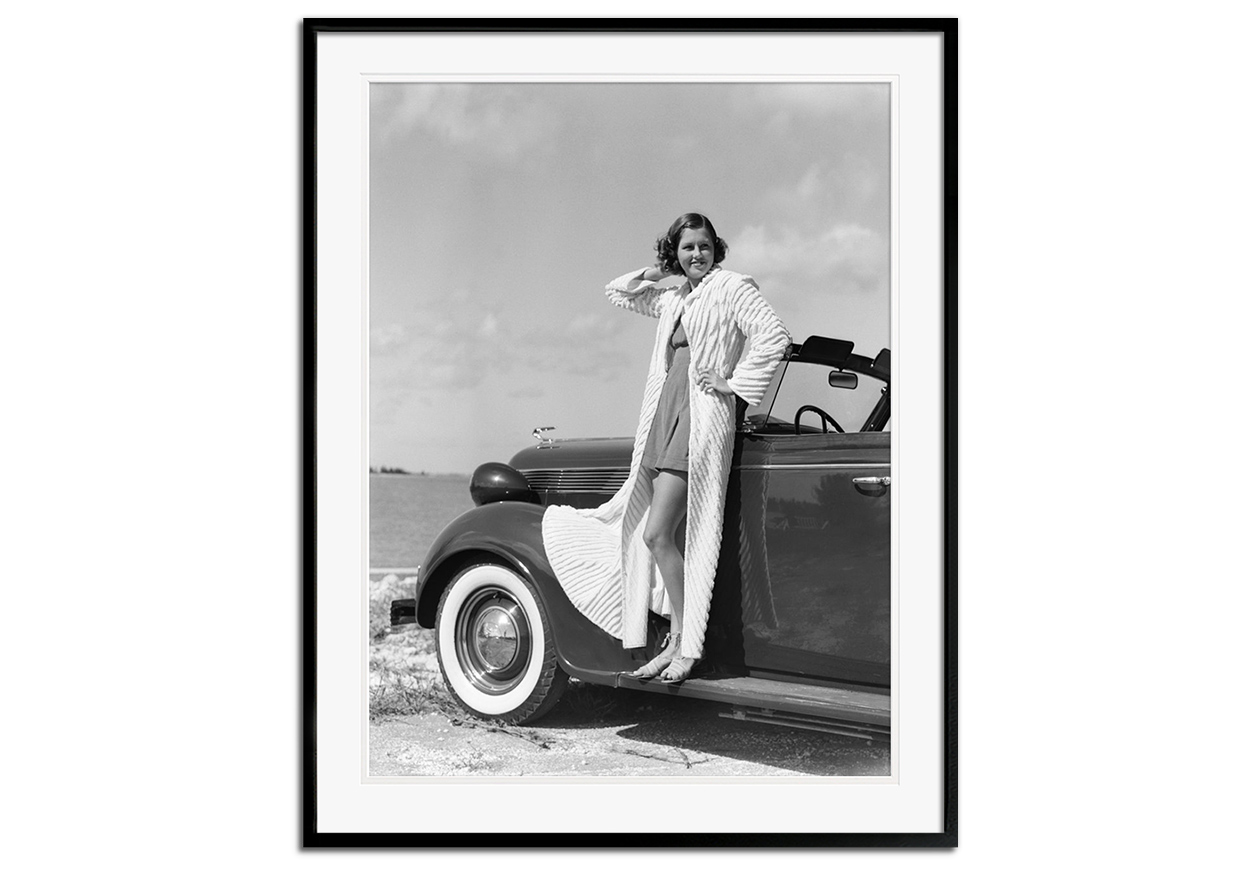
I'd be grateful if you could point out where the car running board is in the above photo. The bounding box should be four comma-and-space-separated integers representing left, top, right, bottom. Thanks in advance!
603, 670, 889, 733
719, 705, 890, 743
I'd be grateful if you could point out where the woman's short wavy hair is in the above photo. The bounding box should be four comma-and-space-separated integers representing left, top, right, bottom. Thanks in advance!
655, 213, 728, 276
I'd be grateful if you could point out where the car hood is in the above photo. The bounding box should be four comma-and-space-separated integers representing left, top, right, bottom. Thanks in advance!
509, 437, 634, 471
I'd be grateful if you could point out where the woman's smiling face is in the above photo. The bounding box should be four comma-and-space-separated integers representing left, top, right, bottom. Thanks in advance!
676, 227, 715, 283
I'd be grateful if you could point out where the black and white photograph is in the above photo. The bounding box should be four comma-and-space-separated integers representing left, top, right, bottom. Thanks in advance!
10, 0, 1250, 869
367, 78, 897, 780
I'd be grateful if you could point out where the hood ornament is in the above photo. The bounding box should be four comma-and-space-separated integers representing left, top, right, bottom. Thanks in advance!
532, 426, 556, 447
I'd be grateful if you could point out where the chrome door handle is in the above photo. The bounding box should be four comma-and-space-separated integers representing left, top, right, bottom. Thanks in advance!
853, 475, 891, 496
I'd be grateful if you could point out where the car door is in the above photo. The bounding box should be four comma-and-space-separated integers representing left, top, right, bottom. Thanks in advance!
731, 430, 890, 686
710, 355, 891, 687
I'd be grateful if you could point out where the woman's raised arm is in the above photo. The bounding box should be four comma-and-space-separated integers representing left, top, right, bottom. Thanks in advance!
603, 266, 676, 318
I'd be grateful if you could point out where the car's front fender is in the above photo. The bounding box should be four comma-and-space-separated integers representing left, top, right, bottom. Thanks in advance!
414, 501, 640, 677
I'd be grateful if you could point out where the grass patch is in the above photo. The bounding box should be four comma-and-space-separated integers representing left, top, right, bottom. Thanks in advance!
369, 665, 455, 721
368, 576, 447, 721
369, 573, 417, 642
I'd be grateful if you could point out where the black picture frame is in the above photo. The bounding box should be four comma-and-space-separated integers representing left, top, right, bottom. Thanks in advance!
303, 17, 957, 849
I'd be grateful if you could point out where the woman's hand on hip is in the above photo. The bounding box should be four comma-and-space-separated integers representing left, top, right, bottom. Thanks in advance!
695, 370, 733, 396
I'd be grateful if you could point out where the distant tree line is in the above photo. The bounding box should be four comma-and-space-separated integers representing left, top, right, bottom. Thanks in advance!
369, 465, 426, 475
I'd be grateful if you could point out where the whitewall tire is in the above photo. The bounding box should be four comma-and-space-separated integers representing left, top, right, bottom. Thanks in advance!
435, 563, 568, 724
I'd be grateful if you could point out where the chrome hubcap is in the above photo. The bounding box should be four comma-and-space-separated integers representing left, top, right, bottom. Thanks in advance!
473, 606, 519, 670
454, 586, 532, 695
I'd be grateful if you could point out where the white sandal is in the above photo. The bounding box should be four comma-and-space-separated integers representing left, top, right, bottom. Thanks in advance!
626, 633, 681, 680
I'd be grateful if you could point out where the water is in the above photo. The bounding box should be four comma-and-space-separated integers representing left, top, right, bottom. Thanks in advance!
369, 474, 474, 569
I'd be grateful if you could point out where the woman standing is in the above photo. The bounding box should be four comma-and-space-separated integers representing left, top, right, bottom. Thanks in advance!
542, 213, 790, 683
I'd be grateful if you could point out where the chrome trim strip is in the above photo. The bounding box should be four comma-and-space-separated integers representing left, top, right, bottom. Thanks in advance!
736, 463, 891, 471
530, 488, 622, 494
521, 463, 889, 477
520, 477, 629, 481
522, 482, 629, 487
532, 436, 631, 444
518, 467, 630, 493
519, 467, 628, 472
519, 469, 629, 478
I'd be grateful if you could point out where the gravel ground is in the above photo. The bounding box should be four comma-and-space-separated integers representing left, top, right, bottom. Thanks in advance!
369, 663, 890, 778
370, 710, 889, 778
369, 576, 890, 778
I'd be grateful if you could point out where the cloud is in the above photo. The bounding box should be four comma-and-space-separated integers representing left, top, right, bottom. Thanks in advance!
760, 159, 886, 221
750, 82, 889, 115
518, 311, 634, 379
369, 303, 488, 405
373, 83, 556, 160
370, 303, 634, 418
731, 222, 888, 296
793, 163, 825, 201
743, 82, 890, 137
370, 323, 406, 351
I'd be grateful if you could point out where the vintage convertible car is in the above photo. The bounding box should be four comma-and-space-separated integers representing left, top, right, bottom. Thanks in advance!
391, 335, 891, 739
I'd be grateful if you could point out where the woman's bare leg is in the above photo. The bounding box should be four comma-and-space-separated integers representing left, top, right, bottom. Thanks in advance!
622, 468, 689, 679
643, 468, 688, 638
647, 471, 702, 682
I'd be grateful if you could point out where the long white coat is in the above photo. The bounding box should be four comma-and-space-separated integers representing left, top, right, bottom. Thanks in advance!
541, 264, 790, 659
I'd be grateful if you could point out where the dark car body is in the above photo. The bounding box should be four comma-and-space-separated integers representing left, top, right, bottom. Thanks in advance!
392, 335, 891, 737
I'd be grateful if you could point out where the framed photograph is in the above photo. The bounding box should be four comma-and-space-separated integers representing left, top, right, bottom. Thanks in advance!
305, 19, 956, 847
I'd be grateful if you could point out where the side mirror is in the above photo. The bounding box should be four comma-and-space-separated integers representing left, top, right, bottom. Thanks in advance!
828, 370, 859, 390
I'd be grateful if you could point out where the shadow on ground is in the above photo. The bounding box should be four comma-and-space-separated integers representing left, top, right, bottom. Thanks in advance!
538, 680, 889, 777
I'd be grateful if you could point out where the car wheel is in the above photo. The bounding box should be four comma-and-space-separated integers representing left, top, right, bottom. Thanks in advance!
435, 563, 568, 725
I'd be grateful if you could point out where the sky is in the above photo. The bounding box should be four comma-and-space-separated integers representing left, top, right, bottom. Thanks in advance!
369, 82, 891, 475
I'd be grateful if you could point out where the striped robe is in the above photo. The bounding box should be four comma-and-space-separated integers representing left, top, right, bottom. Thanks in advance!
541, 264, 790, 659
